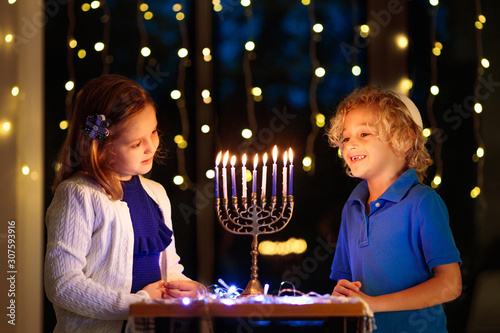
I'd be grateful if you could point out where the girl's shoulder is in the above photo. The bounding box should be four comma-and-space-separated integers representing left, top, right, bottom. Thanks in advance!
54, 173, 108, 198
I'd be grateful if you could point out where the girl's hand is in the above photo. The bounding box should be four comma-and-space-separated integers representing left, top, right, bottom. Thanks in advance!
163, 281, 206, 299
142, 280, 166, 299
332, 279, 362, 297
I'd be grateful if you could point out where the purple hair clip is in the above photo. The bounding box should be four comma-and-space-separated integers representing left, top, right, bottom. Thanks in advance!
83, 114, 111, 140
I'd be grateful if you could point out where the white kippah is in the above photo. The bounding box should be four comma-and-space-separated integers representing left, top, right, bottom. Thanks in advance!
396, 93, 423, 129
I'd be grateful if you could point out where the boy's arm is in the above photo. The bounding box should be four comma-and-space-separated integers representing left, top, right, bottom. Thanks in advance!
352, 262, 462, 312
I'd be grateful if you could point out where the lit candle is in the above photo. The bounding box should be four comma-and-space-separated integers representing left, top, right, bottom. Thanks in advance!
288, 148, 294, 195
231, 155, 237, 197
242, 154, 247, 198
272, 145, 278, 197
252, 154, 258, 194
222, 151, 229, 199
261, 153, 268, 197
215, 151, 221, 199
282, 151, 288, 197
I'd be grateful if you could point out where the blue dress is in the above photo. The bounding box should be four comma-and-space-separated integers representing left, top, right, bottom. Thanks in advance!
122, 176, 173, 293
330, 169, 461, 332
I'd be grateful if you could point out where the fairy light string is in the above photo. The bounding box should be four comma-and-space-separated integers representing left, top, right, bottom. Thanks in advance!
65, 0, 77, 117
471, 0, 486, 199
241, 1, 259, 152
426, 2, 443, 189
304, 0, 320, 175
136, 1, 148, 78
172, 3, 194, 190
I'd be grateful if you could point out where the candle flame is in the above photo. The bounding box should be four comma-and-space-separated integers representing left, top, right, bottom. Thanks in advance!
223, 151, 229, 167
289, 148, 293, 164
283, 151, 288, 167
263, 153, 268, 165
273, 145, 278, 163
231, 155, 236, 167
253, 154, 258, 169
216, 151, 222, 166
242, 153, 247, 166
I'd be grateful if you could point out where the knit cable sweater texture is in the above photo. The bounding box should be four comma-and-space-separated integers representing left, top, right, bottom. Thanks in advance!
44, 174, 190, 333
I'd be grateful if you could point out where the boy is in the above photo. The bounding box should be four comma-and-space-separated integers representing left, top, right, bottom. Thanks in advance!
327, 86, 462, 332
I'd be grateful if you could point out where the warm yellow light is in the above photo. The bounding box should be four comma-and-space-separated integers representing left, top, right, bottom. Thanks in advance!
81, 3, 91, 11
22, 166, 30, 175
173, 175, 184, 185
201, 89, 210, 99
178, 140, 187, 149
352, 66, 361, 76
141, 47, 151, 57
301, 0, 311, 5
11, 86, 19, 96
139, 3, 149, 12
65, 81, 75, 91
433, 175, 442, 185
94, 42, 105, 51
8, 0, 17, 4
241, 129, 252, 139
69, 39, 77, 48
474, 103, 482, 114
313, 23, 323, 33
3, 122, 11, 131
241, 0, 251, 7
144, 11, 153, 20
245, 169, 252, 182
360, 24, 369, 38
476, 147, 484, 158
78, 49, 87, 59
302, 156, 312, 167
176, 12, 185, 21
177, 48, 188, 58
202, 48, 211, 56
422, 128, 431, 138
430, 85, 439, 95
432, 47, 441, 56
245, 41, 255, 51
59, 120, 69, 130
173, 4, 182, 12
398, 78, 413, 93
259, 238, 307, 256
90, 1, 100, 9
171, 90, 181, 100
174, 135, 184, 144
481, 58, 490, 68
396, 34, 408, 49
315, 113, 325, 128
475, 21, 483, 30
337, 149, 342, 158
470, 186, 481, 199
251, 87, 262, 96
315, 67, 326, 77
213, 4, 223, 12
203, 55, 212, 62
429, 0, 439, 6
206, 169, 215, 179
435, 42, 443, 50
201, 125, 210, 133
478, 15, 486, 23
5, 34, 13, 43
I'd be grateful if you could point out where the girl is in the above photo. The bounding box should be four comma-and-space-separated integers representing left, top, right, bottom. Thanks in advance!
44, 74, 204, 333
326, 86, 462, 332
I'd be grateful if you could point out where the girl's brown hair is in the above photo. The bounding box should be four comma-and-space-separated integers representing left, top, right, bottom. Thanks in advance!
326, 86, 433, 181
52, 74, 163, 200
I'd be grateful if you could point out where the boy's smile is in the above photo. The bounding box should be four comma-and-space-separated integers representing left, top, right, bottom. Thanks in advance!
342, 105, 406, 191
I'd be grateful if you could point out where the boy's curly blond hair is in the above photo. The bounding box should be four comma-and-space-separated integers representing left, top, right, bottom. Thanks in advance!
326, 86, 432, 182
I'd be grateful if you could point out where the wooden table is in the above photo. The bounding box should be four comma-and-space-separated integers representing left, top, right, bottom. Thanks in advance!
129, 297, 373, 332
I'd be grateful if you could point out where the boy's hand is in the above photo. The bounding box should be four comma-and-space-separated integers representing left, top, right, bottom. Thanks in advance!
163, 280, 206, 299
332, 279, 362, 297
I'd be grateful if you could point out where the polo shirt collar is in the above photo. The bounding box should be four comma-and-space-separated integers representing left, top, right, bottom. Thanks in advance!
347, 168, 420, 204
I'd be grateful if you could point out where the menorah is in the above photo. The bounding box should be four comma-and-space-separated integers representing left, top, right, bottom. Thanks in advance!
214, 146, 294, 296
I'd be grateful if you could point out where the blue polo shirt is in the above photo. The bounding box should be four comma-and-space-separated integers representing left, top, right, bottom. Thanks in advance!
330, 168, 461, 332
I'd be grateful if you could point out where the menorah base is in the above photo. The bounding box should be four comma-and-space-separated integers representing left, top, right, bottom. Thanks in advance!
240, 278, 264, 297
